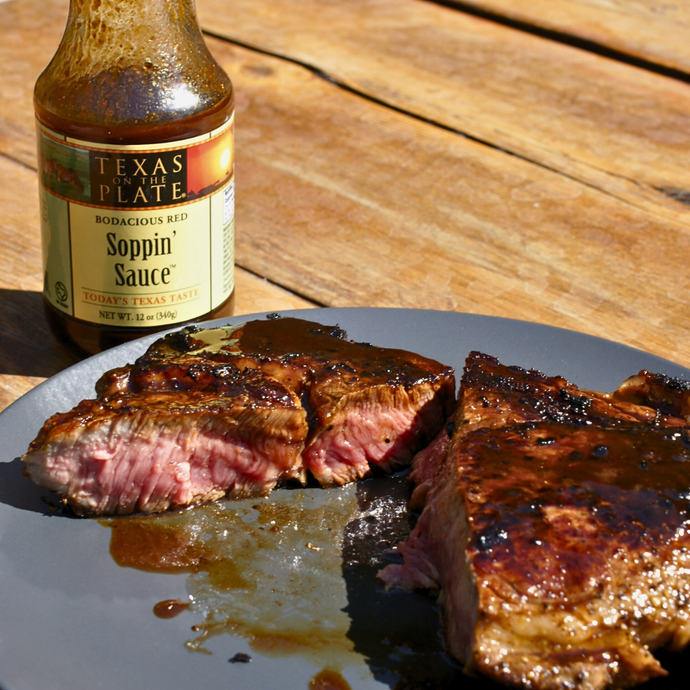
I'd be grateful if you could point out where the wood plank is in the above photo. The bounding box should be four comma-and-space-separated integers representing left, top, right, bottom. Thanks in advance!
442, 0, 690, 75
0, 0, 63, 166
195, 0, 690, 226
204, 37, 690, 369
2, 0, 690, 398
5, 0, 690, 227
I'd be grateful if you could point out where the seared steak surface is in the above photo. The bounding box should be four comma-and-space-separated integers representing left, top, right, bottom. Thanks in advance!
23, 317, 455, 515
380, 352, 690, 690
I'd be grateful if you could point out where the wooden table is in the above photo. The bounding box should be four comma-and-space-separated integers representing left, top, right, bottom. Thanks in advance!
2, 0, 690, 412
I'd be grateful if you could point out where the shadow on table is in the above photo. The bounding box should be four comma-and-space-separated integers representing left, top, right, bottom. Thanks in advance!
0, 288, 76, 379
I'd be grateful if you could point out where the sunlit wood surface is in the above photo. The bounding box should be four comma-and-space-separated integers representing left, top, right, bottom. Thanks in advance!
441, 0, 690, 74
1, 0, 690, 412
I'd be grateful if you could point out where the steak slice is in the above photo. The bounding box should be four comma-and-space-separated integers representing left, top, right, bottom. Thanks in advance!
23, 367, 308, 515
380, 351, 690, 690
23, 317, 455, 515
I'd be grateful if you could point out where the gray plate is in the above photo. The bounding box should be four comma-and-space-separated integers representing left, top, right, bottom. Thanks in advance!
1, 308, 689, 690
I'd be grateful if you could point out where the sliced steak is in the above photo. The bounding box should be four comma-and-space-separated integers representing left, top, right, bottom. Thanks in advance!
24, 367, 307, 515
96, 317, 456, 486
380, 351, 690, 690
23, 317, 455, 515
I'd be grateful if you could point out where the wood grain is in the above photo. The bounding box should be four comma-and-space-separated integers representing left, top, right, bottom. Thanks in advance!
442, 0, 690, 74
196, 0, 690, 226
217, 40, 690, 370
0, 0, 64, 167
2, 0, 690, 414
5, 0, 690, 223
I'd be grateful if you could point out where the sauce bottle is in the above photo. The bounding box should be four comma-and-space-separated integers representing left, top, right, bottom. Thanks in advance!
34, 0, 235, 357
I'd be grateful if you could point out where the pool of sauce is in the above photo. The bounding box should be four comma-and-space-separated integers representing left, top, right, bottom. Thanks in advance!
309, 669, 352, 690
104, 475, 464, 688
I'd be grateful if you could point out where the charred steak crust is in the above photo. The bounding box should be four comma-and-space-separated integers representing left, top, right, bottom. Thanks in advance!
22, 317, 455, 516
380, 351, 690, 690
613, 369, 690, 420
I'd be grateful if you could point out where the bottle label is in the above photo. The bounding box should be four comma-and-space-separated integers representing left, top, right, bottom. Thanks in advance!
37, 116, 235, 328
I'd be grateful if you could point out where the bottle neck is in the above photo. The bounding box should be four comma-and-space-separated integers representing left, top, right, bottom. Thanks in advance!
60, 0, 206, 76
35, 0, 233, 140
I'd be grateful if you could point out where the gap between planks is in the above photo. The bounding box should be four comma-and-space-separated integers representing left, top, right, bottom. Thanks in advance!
200, 27, 690, 220
421, 0, 690, 84
0, 150, 38, 173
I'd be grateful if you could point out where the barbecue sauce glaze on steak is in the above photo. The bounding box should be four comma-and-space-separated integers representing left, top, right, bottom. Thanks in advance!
22, 317, 455, 515
379, 351, 690, 690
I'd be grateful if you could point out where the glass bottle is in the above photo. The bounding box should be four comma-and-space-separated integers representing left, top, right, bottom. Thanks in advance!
34, 0, 235, 357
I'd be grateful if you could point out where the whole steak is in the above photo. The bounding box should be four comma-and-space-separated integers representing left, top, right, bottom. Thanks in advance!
380, 351, 690, 690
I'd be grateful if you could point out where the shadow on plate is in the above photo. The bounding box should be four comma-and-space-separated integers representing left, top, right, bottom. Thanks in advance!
0, 457, 73, 516
342, 475, 469, 689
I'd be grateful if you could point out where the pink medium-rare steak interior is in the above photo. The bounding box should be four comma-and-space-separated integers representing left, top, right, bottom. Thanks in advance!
303, 372, 453, 485
23, 317, 455, 515
380, 351, 690, 690
24, 375, 308, 515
